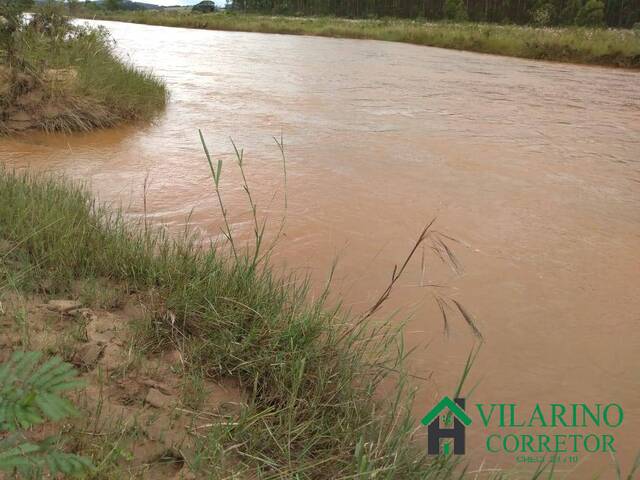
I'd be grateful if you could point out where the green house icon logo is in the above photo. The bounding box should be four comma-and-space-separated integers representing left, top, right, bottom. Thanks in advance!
421, 396, 472, 455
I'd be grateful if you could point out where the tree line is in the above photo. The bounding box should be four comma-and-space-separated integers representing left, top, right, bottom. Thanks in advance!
228, 0, 640, 27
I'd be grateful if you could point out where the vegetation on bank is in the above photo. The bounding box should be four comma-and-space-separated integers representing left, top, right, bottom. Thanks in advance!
228, 0, 639, 28
77, 10, 640, 68
0, 1, 167, 135
0, 139, 478, 478
83, 0, 640, 28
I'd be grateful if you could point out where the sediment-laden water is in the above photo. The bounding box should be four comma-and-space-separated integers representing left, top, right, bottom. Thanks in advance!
2, 19, 639, 477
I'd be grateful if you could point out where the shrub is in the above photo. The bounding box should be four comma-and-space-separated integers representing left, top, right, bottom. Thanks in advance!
28, 0, 71, 37
560, 0, 581, 24
0, 351, 92, 477
531, 2, 556, 26
443, 0, 468, 21
575, 0, 605, 26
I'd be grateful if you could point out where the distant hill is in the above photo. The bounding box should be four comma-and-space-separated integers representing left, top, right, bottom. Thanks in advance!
122, 1, 162, 10
114, 0, 165, 10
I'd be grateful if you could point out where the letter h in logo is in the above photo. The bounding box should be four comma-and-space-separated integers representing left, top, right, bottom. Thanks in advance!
421, 397, 472, 455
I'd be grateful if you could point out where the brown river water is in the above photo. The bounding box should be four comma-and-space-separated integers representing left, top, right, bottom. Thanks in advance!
1, 20, 639, 478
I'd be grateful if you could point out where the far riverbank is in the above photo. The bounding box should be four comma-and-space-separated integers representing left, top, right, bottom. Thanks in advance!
76, 11, 640, 68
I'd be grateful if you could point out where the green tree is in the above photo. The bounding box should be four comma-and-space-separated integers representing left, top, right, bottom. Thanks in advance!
104, 0, 122, 10
84, 0, 100, 11
560, 0, 582, 24
443, 0, 469, 20
576, 0, 605, 25
229, 0, 640, 28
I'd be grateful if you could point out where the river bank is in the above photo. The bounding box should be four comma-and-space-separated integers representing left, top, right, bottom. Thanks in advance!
0, 165, 462, 478
0, 7, 166, 135
76, 11, 640, 68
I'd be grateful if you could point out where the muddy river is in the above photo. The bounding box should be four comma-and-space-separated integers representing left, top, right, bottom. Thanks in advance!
1, 20, 639, 478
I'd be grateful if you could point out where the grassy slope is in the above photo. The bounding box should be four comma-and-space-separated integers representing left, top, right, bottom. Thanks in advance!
78, 11, 640, 68
0, 22, 167, 134
0, 166, 467, 478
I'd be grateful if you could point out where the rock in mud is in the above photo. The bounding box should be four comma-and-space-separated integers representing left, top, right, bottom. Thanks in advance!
75, 341, 104, 368
46, 299, 82, 314
145, 388, 176, 409
142, 379, 173, 396
86, 314, 120, 343
99, 343, 127, 371
130, 439, 168, 466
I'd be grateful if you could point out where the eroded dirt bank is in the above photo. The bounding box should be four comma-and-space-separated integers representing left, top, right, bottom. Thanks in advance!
0, 282, 244, 479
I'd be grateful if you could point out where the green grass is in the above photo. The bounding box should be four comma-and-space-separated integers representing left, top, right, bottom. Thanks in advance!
78, 10, 640, 68
0, 16, 167, 134
0, 160, 463, 478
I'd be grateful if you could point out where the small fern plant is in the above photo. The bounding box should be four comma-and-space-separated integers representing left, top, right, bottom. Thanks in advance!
0, 351, 93, 478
